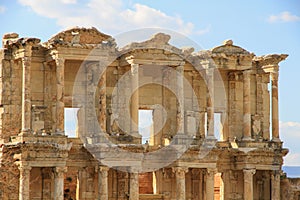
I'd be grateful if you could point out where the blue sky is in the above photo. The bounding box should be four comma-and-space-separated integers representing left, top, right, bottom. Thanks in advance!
1, 0, 299, 166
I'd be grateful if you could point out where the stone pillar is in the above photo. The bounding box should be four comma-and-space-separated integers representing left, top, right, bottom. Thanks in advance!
18, 165, 31, 200
270, 72, 280, 142
54, 167, 66, 200
55, 57, 65, 134
129, 172, 139, 200
199, 111, 205, 138
21, 56, 32, 134
271, 170, 280, 200
206, 168, 216, 200
176, 65, 185, 134
98, 166, 109, 200
130, 64, 139, 138
76, 168, 87, 199
206, 68, 215, 138
243, 169, 256, 200
172, 167, 188, 200
242, 71, 252, 141
221, 111, 229, 141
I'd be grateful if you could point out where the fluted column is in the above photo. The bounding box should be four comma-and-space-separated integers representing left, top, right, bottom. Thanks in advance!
271, 170, 280, 200
55, 57, 65, 134
206, 168, 216, 200
18, 165, 31, 200
271, 72, 280, 142
54, 167, 66, 200
129, 172, 139, 200
130, 64, 140, 138
243, 70, 253, 141
206, 68, 215, 138
172, 167, 188, 200
98, 166, 109, 200
243, 169, 256, 200
21, 56, 32, 134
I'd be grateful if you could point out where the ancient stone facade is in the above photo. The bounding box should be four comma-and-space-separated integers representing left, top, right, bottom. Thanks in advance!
0, 27, 298, 200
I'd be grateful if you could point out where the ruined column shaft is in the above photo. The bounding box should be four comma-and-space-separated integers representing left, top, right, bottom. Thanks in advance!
130, 64, 139, 137
129, 172, 139, 200
55, 57, 65, 133
21, 57, 31, 133
98, 166, 109, 200
19, 165, 31, 200
243, 169, 256, 200
206, 168, 216, 200
271, 170, 280, 200
54, 167, 66, 200
271, 72, 280, 141
206, 68, 214, 138
243, 71, 252, 140
173, 167, 188, 200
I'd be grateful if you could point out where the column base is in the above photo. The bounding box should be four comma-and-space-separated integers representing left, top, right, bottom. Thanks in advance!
242, 136, 254, 141
271, 137, 281, 142
54, 129, 65, 135
173, 133, 193, 145
19, 129, 31, 136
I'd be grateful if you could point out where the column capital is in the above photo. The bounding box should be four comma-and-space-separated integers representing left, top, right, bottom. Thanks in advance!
176, 64, 184, 71
130, 63, 139, 74
18, 164, 32, 172
99, 165, 110, 172
21, 56, 32, 66
55, 56, 65, 63
206, 168, 217, 177
270, 170, 281, 178
243, 168, 256, 175
242, 69, 252, 78
172, 167, 188, 178
270, 71, 279, 81
55, 166, 67, 176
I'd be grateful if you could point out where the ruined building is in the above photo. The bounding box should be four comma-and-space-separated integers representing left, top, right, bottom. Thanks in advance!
0, 27, 298, 200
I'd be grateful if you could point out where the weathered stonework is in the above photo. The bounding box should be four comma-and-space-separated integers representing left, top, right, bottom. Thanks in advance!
0, 27, 297, 200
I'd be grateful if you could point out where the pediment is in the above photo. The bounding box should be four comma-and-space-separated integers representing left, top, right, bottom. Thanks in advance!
48, 27, 112, 46
212, 40, 251, 55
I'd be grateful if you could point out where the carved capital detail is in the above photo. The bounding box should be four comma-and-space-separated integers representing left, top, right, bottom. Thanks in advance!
172, 167, 188, 179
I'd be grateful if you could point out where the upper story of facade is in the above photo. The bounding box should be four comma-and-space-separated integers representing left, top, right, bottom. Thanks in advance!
0, 27, 288, 148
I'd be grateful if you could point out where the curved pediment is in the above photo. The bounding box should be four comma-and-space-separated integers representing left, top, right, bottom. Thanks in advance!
212, 39, 251, 55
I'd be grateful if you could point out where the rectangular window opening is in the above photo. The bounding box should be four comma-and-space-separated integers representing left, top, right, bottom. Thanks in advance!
64, 108, 79, 138
138, 109, 153, 144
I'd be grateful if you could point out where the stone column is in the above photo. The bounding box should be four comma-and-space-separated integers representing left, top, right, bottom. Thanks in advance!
130, 64, 139, 138
206, 168, 216, 200
221, 111, 229, 141
98, 166, 109, 200
54, 167, 66, 200
242, 71, 252, 141
21, 56, 32, 134
55, 57, 65, 134
176, 65, 185, 134
270, 72, 280, 142
129, 172, 139, 200
172, 167, 188, 200
76, 168, 87, 199
271, 170, 280, 200
206, 68, 215, 138
18, 165, 31, 200
243, 169, 256, 200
